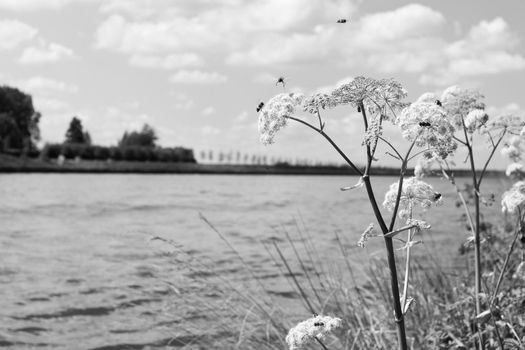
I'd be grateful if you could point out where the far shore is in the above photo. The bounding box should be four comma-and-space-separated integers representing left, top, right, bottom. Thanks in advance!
0, 154, 505, 177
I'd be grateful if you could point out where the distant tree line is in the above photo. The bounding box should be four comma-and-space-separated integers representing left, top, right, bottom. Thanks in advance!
197, 149, 339, 167
0, 85, 195, 163
0, 86, 41, 156
41, 118, 194, 163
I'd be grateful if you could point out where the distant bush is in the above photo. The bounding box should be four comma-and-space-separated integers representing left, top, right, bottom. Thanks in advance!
38, 143, 195, 163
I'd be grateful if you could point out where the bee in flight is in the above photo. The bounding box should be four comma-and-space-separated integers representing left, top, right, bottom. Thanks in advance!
434, 193, 442, 201
276, 76, 287, 88
256, 102, 264, 113
337, 19, 347, 23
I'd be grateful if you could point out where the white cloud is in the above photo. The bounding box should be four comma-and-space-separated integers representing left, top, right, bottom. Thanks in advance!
0, 19, 37, 50
15, 76, 78, 94
129, 53, 204, 69
169, 70, 228, 84
0, 0, 96, 11
201, 125, 221, 136
34, 96, 71, 111
420, 18, 525, 85
170, 93, 194, 110
94, 0, 356, 56
19, 42, 75, 64
201, 107, 216, 116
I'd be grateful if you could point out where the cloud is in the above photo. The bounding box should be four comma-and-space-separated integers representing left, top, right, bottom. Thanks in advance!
169, 70, 228, 84
19, 41, 75, 64
94, 0, 356, 57
201, 106, 216, 116
201, 125, 221, 136
170, 93, 194, 110
129, 53, 204, 69
14, 76, 78, 94
0, 0, 96, 11
420, 18, 525, 85
0, 19, 38, 50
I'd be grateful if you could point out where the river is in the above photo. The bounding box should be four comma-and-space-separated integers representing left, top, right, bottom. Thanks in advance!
0, 174, 510, 349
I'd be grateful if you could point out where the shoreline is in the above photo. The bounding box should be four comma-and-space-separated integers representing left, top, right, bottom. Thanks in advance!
0, 155, 504, 176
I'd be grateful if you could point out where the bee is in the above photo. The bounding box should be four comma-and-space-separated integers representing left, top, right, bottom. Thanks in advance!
314, 322, 325, 327
256, 102, 264, 113
419, 122, 431, 127
434, 193, 442, 201
337, 19, 347, 23
357, 106, 361, 113
435, 100, 442, 106
276, 76, 287, 87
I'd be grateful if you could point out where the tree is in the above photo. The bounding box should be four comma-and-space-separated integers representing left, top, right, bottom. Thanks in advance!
65, 117, 90, 144
0, 86, 41, 152
119, 124, 157, 148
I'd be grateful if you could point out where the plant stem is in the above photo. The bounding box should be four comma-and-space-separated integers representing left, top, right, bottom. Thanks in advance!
362, 175, 408, 350
461, 123, 484, 350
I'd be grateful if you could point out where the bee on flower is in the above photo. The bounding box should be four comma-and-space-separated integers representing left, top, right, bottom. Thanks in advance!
258, 92, 304, 145
383, 177, 442, 219
285, 314, 342, 350
397, 97, 457, 159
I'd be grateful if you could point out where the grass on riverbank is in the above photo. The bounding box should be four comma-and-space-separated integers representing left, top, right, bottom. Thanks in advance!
158, 218, 525, 349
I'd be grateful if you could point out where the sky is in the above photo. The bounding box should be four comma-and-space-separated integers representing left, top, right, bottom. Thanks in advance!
0, 0, 524, 168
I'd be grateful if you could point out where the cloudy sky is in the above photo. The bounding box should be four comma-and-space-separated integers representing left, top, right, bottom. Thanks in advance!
0, 0, 524, 168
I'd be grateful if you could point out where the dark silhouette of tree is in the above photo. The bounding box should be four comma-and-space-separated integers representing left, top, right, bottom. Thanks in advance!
65, 117, 91, 144
208, 150, 213, 161
0, 86, 41, 153
119, 124, 157, 148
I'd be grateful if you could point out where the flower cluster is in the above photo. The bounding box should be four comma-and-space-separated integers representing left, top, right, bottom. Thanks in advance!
302, 93, 337, 114
501, 136, 522, 162
488, 114, 524, 135
357, 223, 375, 248
331, 77, 407, 121
286, 314, 342, 350
440, 85, 485, 128
501, 181, 525, 214
464, 109, 489, 133
258, 93, 304, 145
383, 177, 442, 218
397, 99, 457, 159
506, 162, 523, 177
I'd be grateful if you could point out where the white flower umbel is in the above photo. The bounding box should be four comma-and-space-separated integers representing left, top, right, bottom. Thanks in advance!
383, 177, 442, 218
285, 315, 342, 350
440, 85, 485, 128
258, 93, 304, 145
506, 162, 523, 177
357, 223, 375, 248
331, 76, 407, 121
501, 136, 522, 162
464, 109, 489, 133
501, 181, 525, 214
302, 93, 337, 114
397, 100, 457, 159
488, 114, 525, 135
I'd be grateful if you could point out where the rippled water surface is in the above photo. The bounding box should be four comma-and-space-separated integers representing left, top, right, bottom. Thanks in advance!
0, 174, 509, 349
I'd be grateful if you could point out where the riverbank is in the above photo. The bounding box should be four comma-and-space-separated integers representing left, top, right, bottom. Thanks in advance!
0, 154, 504, 176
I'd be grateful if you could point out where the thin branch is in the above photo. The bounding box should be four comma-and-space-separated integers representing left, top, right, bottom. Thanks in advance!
478, 130, 506, 187
286, 116, 364, 176
378, 136, 403, 160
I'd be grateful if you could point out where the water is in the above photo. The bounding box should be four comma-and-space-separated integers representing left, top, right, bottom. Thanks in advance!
0, 174, 509, 349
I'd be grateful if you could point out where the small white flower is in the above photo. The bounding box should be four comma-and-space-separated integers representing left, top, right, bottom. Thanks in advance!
505, 162, 523, 177
440, 85, 485, 128
501, 136, 522, 162
464, 109, 489, 133
415, 92, 437, 104
286, 315, 342, 350
406, 218, 431, 231
513, 261, 524, 280
501, 181, 525, 214
258, 93, 304, 145
383, 177, 442, 218
397, 101, 457, 159
357, 223, 375, 248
